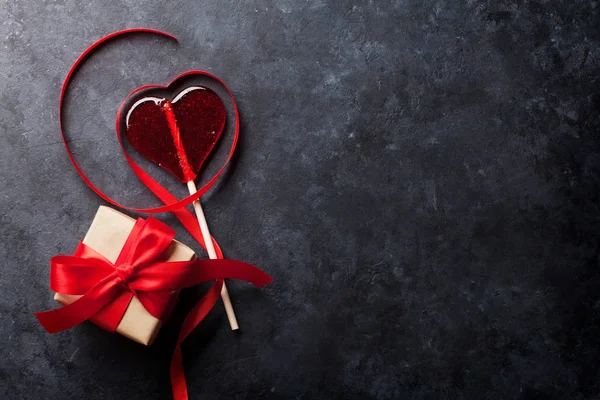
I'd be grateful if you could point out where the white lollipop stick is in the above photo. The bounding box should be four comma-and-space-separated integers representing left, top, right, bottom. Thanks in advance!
187, 180, 239, 330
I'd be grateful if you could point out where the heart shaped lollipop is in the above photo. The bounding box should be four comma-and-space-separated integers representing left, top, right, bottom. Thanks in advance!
125, 86, 226, 183
124, 83, 239, 330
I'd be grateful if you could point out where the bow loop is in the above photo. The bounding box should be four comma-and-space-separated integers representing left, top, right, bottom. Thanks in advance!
49, 252, 115, 295
121, 217, 176, 271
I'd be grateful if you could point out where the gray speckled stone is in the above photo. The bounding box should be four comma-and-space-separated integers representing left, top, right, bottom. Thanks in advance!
1, 1, 599, 399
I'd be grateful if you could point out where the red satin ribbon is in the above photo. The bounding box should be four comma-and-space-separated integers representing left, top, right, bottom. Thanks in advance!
52, 28, 264, 400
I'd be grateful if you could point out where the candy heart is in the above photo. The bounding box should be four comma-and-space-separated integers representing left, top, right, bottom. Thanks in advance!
125, 86, 226, 183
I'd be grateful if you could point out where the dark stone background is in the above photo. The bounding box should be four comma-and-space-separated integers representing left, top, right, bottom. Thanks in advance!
1, 1, 599, 399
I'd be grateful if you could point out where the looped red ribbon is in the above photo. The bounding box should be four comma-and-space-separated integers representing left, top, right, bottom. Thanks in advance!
36, 217, 272, 396
45, 28, 273, 400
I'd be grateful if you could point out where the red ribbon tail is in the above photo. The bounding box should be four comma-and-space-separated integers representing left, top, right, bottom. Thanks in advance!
171, 281, 223, 400
36, 275, 123, 334
130, 259, 273, 292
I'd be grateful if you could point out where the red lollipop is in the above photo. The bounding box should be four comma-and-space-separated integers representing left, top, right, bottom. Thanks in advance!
125, 86, 239, 330
125, 86, 226, 183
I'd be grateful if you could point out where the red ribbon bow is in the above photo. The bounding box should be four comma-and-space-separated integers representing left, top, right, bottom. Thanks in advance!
35, 216, 272, 399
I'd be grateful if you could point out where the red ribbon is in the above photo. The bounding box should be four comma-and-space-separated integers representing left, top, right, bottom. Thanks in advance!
46, 28, 270, 400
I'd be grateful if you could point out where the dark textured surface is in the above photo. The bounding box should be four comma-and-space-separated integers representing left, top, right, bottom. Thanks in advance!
1, 1, 600, 399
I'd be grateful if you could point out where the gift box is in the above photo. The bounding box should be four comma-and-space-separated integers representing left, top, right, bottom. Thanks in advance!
54, 206, 195, 345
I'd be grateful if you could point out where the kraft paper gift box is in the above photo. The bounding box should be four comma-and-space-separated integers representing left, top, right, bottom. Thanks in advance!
54, 206, 195, 345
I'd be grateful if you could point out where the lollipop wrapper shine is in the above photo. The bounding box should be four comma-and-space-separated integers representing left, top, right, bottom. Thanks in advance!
54, 206, 196, 345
